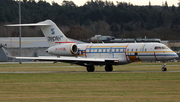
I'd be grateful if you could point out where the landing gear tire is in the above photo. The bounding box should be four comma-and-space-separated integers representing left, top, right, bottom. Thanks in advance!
162, 61, 167, 71
105, 65, 113, 72
162, 67, 167, 71
87, 66, 95, 72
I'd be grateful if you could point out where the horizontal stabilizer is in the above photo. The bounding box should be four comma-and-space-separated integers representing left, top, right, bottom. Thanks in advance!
5, 23, 51, 27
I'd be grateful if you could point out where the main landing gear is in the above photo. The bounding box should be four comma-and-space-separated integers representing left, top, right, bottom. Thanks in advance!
162, 61, 167, 71
105, 65, 113, 72
86, 65, 95, 72
86, 65, 113, 72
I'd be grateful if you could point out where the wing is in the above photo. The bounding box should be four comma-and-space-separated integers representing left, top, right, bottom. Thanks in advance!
15, 56, 120, 66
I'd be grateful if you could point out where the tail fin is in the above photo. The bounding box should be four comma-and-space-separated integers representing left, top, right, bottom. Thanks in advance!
5, 20, 74, 46
0, 45, 11, 62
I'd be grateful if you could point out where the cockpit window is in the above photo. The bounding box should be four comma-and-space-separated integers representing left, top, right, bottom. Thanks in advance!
162, 47, 168, 49
155, 47, 161, 49
155, 46, 168, 50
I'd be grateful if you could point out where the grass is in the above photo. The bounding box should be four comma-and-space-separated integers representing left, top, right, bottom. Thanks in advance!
0, 62, 180, 102
0, 62, 180, 72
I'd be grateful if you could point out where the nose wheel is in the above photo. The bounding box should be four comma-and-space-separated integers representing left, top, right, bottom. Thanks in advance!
162, 61, 167, 71
162, 67, 167, 71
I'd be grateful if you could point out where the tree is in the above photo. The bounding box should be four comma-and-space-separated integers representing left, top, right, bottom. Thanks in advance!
62, 0, 76, 7
65, 25, 89, 40
148, 1, 152, 9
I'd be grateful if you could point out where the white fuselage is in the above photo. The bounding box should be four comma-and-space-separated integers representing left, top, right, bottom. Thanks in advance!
68, 43, 178, 65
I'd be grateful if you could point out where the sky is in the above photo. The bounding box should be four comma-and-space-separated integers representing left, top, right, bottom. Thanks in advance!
43, 0, 179, 6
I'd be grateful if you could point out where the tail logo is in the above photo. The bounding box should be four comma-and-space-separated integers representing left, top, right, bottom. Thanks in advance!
51, 28, 55, 34
48, 36, 63, 42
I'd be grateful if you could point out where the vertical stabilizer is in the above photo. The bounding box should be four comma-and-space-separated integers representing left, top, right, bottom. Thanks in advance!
5, 20, 73, 46
38, 20, 72, 46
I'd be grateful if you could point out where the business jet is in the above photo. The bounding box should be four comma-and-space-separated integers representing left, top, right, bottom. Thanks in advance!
6, 20, 179, 72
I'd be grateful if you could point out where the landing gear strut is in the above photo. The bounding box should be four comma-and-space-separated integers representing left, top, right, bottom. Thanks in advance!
162, 61, 167, 71
87, 65, 95, 72
105, 65, 113, 72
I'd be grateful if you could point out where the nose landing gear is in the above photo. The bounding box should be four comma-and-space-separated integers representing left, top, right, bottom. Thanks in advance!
162, 61, 167, 71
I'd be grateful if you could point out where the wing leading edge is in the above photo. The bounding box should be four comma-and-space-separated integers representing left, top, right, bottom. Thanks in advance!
16, 56, 105, 62
15, 56, 120, 65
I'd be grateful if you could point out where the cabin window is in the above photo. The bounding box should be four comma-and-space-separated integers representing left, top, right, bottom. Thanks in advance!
117, 49, 119, 52
118, 49, 121, 52
136, 49, 138, 51
112, 49, 115, 52
99, 49, 102, 52
123, 49, 125, 52
103, 49, 106, 52
109, 48, 112, 53
131, 49, 133, 52
145, 48, 147, 51
115, 49, 117, 52
94, 49, 97, 52
97, 49, 99, 52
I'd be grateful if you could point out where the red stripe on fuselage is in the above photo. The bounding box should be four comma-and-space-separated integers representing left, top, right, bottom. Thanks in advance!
85, 44, 90, 58
125, 44, 131, 63
55, 42, 76, 43
154, 52, 159, 61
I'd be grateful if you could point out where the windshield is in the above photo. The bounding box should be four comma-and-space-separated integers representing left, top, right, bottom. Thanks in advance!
155, 46, 168, 50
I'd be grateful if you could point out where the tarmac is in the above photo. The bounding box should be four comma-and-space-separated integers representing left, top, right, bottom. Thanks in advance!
0, 62, 180, 73
1, 70, 180, 73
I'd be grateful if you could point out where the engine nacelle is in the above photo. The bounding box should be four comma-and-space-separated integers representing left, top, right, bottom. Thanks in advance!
46, 43, 78, 56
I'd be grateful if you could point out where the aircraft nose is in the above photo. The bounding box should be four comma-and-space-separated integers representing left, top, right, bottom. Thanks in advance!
165, 52, 179, 60
175, 53, 179, 59
171, 52, 179, 60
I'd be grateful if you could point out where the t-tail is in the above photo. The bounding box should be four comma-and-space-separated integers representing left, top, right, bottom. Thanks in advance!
5, 20, 74, 46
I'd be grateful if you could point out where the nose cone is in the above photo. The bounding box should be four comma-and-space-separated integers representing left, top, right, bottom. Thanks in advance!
169, 52, 179, 60
164, 52, 179, 61
175, 53, 179, 59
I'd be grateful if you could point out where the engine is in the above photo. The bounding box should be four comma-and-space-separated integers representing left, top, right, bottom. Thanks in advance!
46, 43, 78, 56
